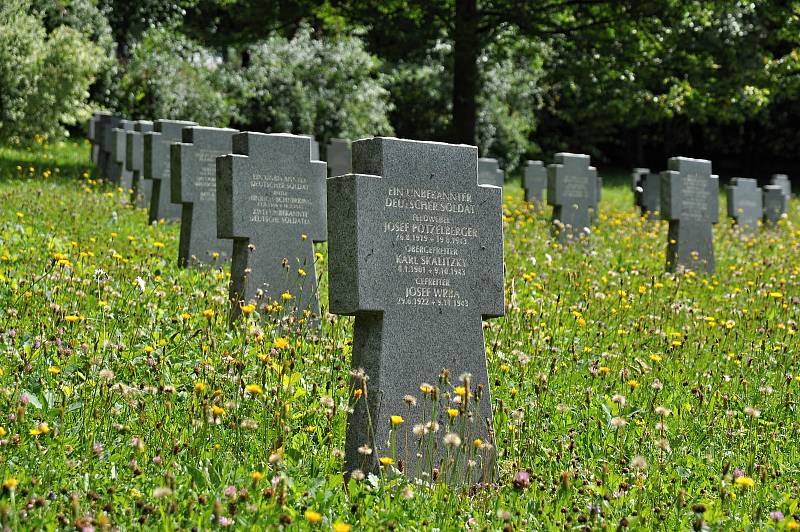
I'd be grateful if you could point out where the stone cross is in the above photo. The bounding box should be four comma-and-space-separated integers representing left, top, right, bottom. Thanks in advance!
631, 167, 650, 208
771, 174, 791, 212
325, 138, 352, 177
547, 153, 601, 243
477, 157, 504, 187
89, 111, 111, 166
639, 172, 661, 218
523, 160, 546, 206
126, 121, 154, 208
143, 120, 196, 223
327, 137, 504, 484
726, 177, 762, 232
763, 185, 786, 225
97, 115, 123, 181
661, 157, 719, 273
171, 126, 237, 267
111, 119, 135, 191
216, 133, 327, 321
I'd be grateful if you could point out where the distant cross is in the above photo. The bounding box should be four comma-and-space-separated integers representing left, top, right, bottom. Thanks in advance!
143, 120, 196, 223
89, 111, 111, 167
771, 174, 791, 212
97, 115, 123, 181
763, 185, 785, 225
325, 138, 352, 177
111, 119, 135, 190
171, 126, 237, 267
547, 153, 601, 243
216, 133, 327, 321
631, 167, 649, 208
726, 178, 762, 232
327, 137, 505, 484
661, 157, 719, 273
523, 160, 546, 206
126, 121, 154, 208
478, 157, 504, 187
638, 172, 661, 219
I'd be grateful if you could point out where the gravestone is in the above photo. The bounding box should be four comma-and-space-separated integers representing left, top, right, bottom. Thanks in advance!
478, 157, 504, 187
631, 167, 650, 208
300, 135, 320, 160
771, 174, 791, 212
547, 153, 601, 243
111, 120, 135, 190
126, 121, 154, 208
763, 185, 786, 225
171, 126, 237, 267
89, 111, 111, 166
523, 160, 547, 206
726, 178, 762, 231
325, 138, 352, 177
327, 137, 504, 484
143, 120, 196, 223
661, 157, 719, 273
97, 115, 124, 180
216, 133, 327, 321
639, 172, 661, 218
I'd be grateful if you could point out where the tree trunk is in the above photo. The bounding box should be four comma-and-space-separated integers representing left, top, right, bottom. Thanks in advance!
452, 0, 480, 146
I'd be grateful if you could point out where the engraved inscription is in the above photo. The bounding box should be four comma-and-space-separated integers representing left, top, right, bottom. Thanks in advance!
384, 186, 476, 308
561, 175, 589, 200
194, 149, 218, 203
249, 174, 311, 225
681, 174, 709, 221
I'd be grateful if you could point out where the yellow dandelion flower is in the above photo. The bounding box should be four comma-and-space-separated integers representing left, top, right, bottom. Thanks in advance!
378, 457, 394, 466
353, 389, 363, 399
419, 384, 434, 394
734, 476, 754, 488
211, 405, 225, 416
181, 312, 192, 320
245, 384, 263, 395
650, 354, 663, 362
143, 346, 155, 354
298, 268, 307, 277
332, 523, 351, 532
473, 438, 482, 447
598, 366, 611, 375
0, 427, 6, 437
273, 337, 290, 349
250, 471, 264, 482
447, 408, 459, 418
281, 291, 293, 301
240, 303, 257, 315
390, 415, 404, 426
153, 241, 165, 249
3, 478, 18, 490
576, 317, 587, 327
499, 363, 510, 373
194, 382, 207, 392
64, 315, 81, 323
202, 309, 215, 319
304, 509, 322, 524
47, 366, 60, 375
628, 379, 640, 389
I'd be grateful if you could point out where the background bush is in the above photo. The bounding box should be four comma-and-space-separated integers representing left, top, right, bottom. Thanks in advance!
0, 0, 105, 143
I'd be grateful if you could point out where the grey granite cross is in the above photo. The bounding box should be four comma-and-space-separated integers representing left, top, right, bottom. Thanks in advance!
771, 174, 791, 212
726, 178, 762, 232
216, 133, 327, 321
111, 119, 135, 190
171, 126, 237, 267
143, 120, 196, 223
661, 157, 719, 273
477, 157, 504, 187
325, 138, 352, 177
523, 160, 546, 206
327, 137, 504, 484
763, 185, 786, 225
126, 121, 154, 208
89, 111, 111, 167
547, 153, 601, 243
639, 172, 661, 219
96, 115, 124, 181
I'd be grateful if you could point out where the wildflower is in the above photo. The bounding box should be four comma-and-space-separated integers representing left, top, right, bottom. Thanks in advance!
3, 478, 18, 490
281, 291, 293, 301
250, 471, 263, 482
65, 315, 81, 323
419, 383, 434, 395
195, 382, 207, 392
358, 444, 372, 456
611, 394, 626, 407
598, 366, 611, 375
273, 337, 290, 349
443, 433, 462, 447
654, 406, 671, 417
240, 303, 256, 315
245, 384, 263, 395
473, 438, 482, 447
610, 417, 627, 428
353, 389, 363, 399
513, 471, 531, 490
650, 354, 663, 362
30, 422, 51, 436
627, 379, 640, 389
48, 366, 60, 375
379, 456, 394, 465
734, 476, 755, 488
769, 291, 783, 298
99, 368, 114, 381
202, 309, 215, 320
297, 268, 307, 277
211, 405, 225, 416
447, 408, 459, 418
153, 487, 173, 498
304, 510, 322, 524
332, 523, 351, 532
403, 394, 417, 407
770, 511, 785, 521
143, 345, 155, 354
744, 406, 761, 418
350, 469, 365, 481
390, 415, 404, 426
500, 363, 510, 373
631, 456, 647, 470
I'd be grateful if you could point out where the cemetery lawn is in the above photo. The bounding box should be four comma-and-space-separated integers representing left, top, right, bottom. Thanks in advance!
1, 139, 800, 531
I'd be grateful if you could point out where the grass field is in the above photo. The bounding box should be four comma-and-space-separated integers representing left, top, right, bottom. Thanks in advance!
0, 139, 799, 530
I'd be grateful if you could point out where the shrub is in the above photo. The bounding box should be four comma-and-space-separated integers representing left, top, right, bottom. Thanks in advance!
0, 0, 105, 143
116, 27, 231, 127
233, 26, 394, 141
